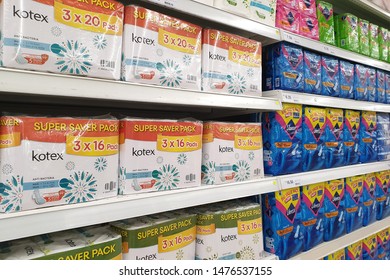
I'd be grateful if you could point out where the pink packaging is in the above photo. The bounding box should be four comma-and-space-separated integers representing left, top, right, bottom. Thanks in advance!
276, 4, 300, 34
298, 0, 316, 16
300, 15, 319, 40
278, 0, 298, 9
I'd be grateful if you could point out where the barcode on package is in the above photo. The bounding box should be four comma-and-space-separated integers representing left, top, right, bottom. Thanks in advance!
105, 181, 116, 192
100, 60, 116, 69
187, 74, 197, 82
186, 173, 196, 182
250, 84, 258, 91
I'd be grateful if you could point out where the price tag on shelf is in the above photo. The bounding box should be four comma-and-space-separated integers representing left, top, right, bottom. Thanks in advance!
281, 178, 302, 189
283, 93, 300, 103
283, 33, 300, 45
148, 0, 177, 8
322, 45, 336, 55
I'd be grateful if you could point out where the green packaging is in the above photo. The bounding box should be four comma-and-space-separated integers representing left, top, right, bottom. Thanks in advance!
316, 1, 335, 45
379, 27, 389, 62
358, 19, 370, 56
369, 23, 380, 59
335, 14, 359, 53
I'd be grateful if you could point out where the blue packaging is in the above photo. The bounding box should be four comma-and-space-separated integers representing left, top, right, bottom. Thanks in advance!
303, 50, 321, 94
339, 60, 355, 99
377, 70, 386, 103
354, 64, 369, 101
301, 183, 325, 251
367, 67, 377, 102
377, 113, 390, 161
362, 234, 378, 260
377, 228, 390, 260
325, 108, 344, 169
263, 45, 274, 91
386, 73, 390, 104
324, 179, 346, 241
359, 111, 377, 163
345, 175, 364, 233
262, 103, 303, 175
262, 188, 303, 260
302, 106, 326, 172
265, 42, 304, 92
363, 173, 377, 227
376, 171, 390, 220
321, 55, 340, 96
343, 110, 360, 165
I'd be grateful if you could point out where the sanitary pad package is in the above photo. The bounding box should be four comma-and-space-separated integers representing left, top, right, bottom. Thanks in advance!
249, 0, 277, 27
344, 175, 364, 233
321, 55, 339, 97
0, 115, 119, 213
363, 173, 377, 227
369, 23, 380, 60
202, 29, 262, 96
324, 249, 345, 260
376, 69, 386, 103
367, 67, 377, 102
214, 0, 250, 17
362, 233, 378, 260
376, 170, 390, 220
316, 1, 335, 45
377, 113, 390, 161
379, 27, 388, 62
111, 211, 196, 260
201, 122, 263, 185
262, 103, 303, 175
335, 14, 359, 53
121, 5, 202, 90
377, 228, 390, 260
275, 4, 300, 34
343, 110, 360, 165
119, 118, 202, 195
0, 0, 124, 79
303, 49, 321, 94
359, 111, 377, 163
301, 182, 325, 251
354, 64, 369, 101
298, 0, 316, 16
299, 15, 319, 40
358, 19, 370, 56
302, 106, 326, 172
323, 179, 346, 241
386, 73, 390, 104
339, 60, 355, 99
262, 188, 303, 260
325, 108, 344, 169
345, 240, 363, 260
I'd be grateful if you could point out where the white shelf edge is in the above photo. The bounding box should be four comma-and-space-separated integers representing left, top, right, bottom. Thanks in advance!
264, 90, 390, 113
0, 177, 279, 242
280, 31, 390, 72
291, 216, 390, 260
278, 161, 390, 190
0, 68, 282, 111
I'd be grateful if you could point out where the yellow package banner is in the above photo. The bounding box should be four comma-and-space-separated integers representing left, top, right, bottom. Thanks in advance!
66, 135, 119, 156
228, 47, 261, 67
238, 218, 262, 235
158, 29, 201, 55
157, 134, 202, 152
158, 227, 196, 253
0, 133, 21, 148
234, 135, 262, 150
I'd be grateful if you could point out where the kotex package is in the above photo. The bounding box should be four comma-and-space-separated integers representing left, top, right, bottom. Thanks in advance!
121, 5, 201, 90
343, 110, 360, 165
299, 15, 319, 41
249, 0, 277, 27
377, 228, 390, 260
386, 72, 390, 104
377, 113, 390, 161
354, 64, 369, 101
202, 29, 262, 96
275, 4, 300, 34
0, 0, 124, 80
376, 69, 386, 103
345, 241, 363, 260
300, 182, 325, 251
358, 111, 377, 163
298, 0, 316, 16
335, 14, 359, 53
379, 27, 389, 62
262, 103, 303, 176
0, 239, 45, 260
262, 188, 303, 260
118, 118, 202, 195
302, 106, 326, 172
201, 122, 264, 185
321, 55, 339, 97
214, 0, 250, 17
323, 179, 346, 241
323, 249, 345, 260
0, 115, 119, 213
316, 1, 335, 45
362, 234, 378, 260
339, 60, 355, 99
367, 67, 377, 102
324, 108, 344, 169
363, 173, 378, 227
376, 170, 390, 220
369, 23, 380, 60
358, 19, 370, 56
110, 211, 196, 260
194, 200, 263, 260
264, 42, 304, 92
303, 49, 321, 94
278, 0, 298, 9
345, 175, 364, 233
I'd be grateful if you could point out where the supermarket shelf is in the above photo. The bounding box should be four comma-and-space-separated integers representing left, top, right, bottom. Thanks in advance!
263, 90, 390, 112
278, 161, 390, 190
280, 31, 390, 72
0, 178, 279, 242
291, 216, 390, 260
0, 68, 282, 113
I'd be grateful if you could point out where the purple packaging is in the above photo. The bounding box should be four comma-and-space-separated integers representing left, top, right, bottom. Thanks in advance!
303, 50, 321, 94
367, 68, 377, 102
354, 64, 369, 101
339, 60, 355, 99
377, 70, 386, 103
321, 55, 340, 97
386, 73, 390, 104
